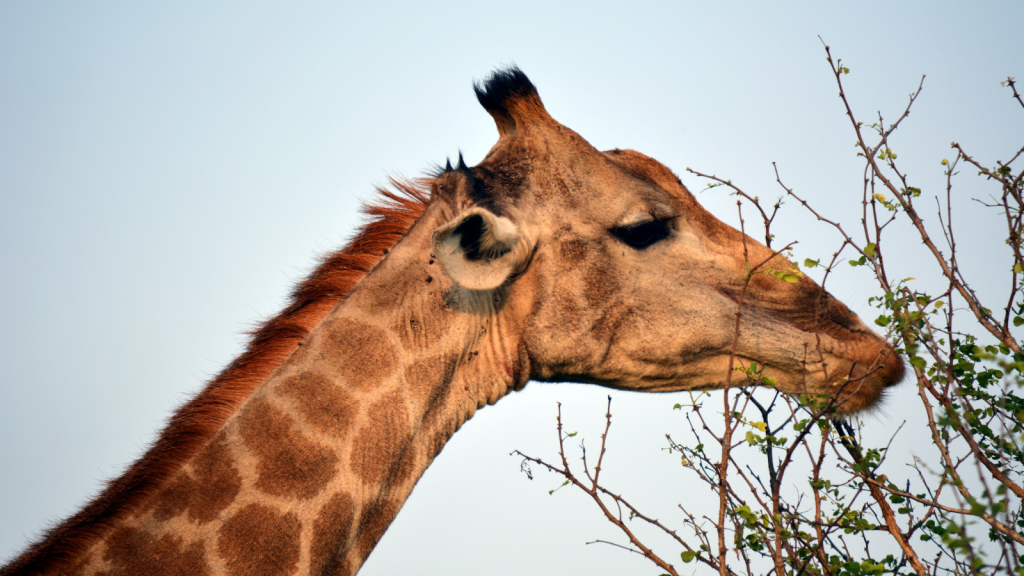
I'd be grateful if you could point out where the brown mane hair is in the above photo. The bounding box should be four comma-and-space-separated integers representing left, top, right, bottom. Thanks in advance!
1, 180, 433, 576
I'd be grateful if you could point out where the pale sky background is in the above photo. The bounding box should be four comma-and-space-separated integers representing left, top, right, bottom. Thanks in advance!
1, 2, 1022, 574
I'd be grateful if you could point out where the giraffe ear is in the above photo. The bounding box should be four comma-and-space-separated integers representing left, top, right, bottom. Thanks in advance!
431, 208, 527, 291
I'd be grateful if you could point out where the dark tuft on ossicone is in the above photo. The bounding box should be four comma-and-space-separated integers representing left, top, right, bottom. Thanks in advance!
431, 151, 472, 177
473, 66, 541, 116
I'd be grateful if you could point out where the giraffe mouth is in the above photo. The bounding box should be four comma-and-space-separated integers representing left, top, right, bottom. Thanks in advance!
786, 338, 906, 413
710, 284, 905, 412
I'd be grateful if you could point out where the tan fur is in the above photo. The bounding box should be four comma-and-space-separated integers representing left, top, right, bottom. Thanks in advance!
1, 71, 902, 576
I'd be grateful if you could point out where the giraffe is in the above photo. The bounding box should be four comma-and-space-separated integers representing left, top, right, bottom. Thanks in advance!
1, 67, 904, 576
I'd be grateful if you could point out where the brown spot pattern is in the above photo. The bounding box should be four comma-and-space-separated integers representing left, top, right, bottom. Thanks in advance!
427, 417, 458, 461
390, 442, 418, 487
278, 372, 356, 439
217, 503, 301, 576
97, 526, 209, 576
0, 184, 430, 576
151, 433, 241, 524
363, 272, 419, 312
403, 354, 457, 426
583, 254, 620, 308
355, 498, 402, 562
239, 398, 338, 499
590, 305, 632, 342
559, 238, 588, 269
553, 290, 585, 335
65, 553, 93, 576
310, 492, 356, 576
325, 318, 398, 391
349, 392, 411, 486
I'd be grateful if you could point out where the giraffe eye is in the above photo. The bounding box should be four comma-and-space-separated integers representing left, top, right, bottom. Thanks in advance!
611, 219, 671, 249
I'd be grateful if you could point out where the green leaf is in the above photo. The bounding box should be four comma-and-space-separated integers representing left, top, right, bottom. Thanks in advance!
782, 274, 800, 283
548, 479, 570, 495
1014, 317, 1023, 327
909, 356, 927, 371
681, 551, 698, 563
1015, 263, 1023, 274
804, 258, 820, 268
941, 158, 949, 165
746, 431, 757, 445
864, 243, 877, 257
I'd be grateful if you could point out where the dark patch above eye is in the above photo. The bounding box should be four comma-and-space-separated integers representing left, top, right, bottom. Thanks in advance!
611, 219, 671, 249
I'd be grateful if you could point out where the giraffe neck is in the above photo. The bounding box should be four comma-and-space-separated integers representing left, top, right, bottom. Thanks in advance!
71, 203, 528, 576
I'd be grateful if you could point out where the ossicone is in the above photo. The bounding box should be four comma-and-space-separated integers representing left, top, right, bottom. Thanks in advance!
474, 66, 549, 138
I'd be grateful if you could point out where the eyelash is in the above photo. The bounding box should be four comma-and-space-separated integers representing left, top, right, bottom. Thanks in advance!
611, 219, 671, 250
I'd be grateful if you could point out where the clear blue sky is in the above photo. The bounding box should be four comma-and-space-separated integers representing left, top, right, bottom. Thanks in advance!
1, 2, 1021, 573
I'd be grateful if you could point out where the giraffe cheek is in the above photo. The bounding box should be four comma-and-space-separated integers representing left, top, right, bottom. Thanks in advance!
581, 250, 620, 309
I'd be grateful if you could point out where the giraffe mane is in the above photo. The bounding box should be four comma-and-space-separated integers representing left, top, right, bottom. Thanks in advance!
1, 179, 433, 576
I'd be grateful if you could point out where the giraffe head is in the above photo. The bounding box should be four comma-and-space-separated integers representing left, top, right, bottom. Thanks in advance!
431, 68, 903, 413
